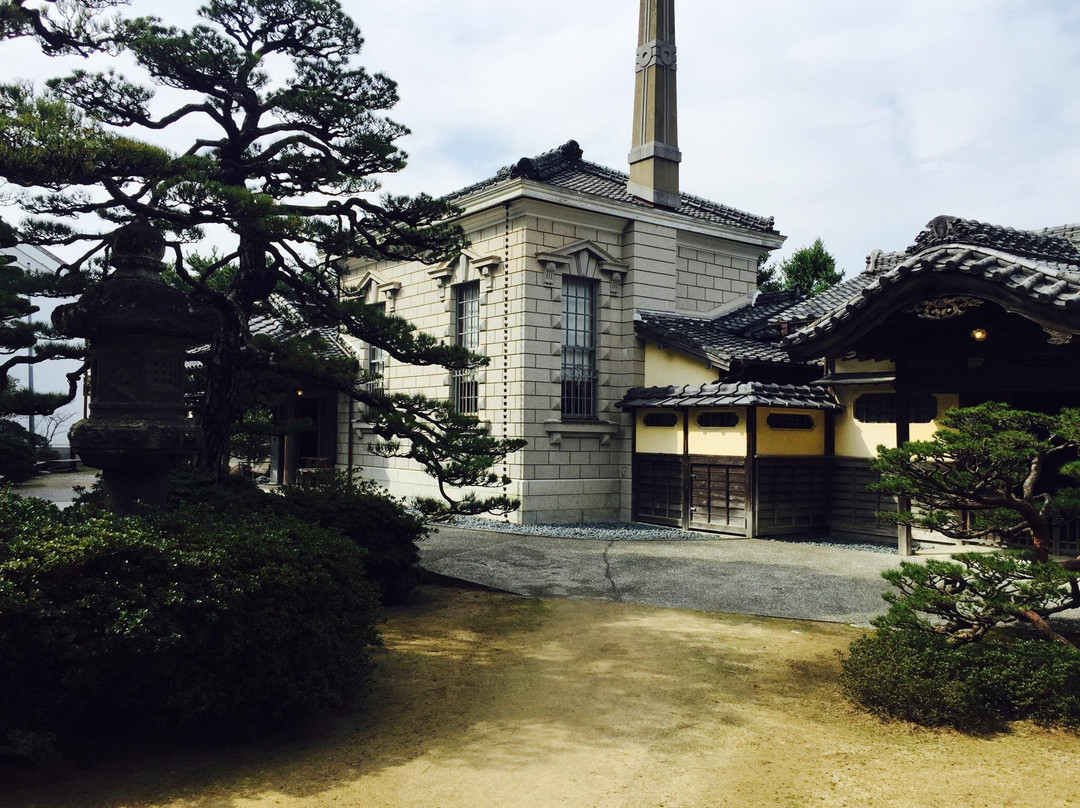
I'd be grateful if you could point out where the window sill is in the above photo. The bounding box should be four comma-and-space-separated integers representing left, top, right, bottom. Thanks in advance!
543, 419, 619, 446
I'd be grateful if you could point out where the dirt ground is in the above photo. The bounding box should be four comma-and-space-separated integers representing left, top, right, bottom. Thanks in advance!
5, 585, 1078, 808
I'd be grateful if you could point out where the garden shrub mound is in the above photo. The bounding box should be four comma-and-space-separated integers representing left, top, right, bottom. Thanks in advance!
165, 471, 427, 605
841, 628, 1080, 730
0, 492, 381, 762
842, 550, 1080, 731
277, 473, 426, 605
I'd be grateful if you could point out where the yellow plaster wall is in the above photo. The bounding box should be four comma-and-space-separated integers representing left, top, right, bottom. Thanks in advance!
835, 386, 895, 457
835, 388, 961, 458
686, 408, 747, 456
912, 393, 960, 441
644, 344, 716, 387
635, 410, 684, 454
756, 409, 825, 456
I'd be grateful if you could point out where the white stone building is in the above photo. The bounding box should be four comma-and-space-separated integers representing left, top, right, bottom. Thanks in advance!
334, 1, 784, 523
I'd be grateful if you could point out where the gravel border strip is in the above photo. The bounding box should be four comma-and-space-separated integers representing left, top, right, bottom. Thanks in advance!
443, 516, 898, 555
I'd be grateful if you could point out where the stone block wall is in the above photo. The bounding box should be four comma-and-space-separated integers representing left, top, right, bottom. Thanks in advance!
675, 243, 758, 314
337, 193, 769, 526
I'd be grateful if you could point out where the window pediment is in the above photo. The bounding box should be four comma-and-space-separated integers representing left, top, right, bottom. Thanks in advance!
347, 269, 402, 312
536, 240, 629, 295
430, 249, 503, 299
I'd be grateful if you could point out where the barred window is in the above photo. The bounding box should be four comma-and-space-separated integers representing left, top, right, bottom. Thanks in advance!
854, 393, 937, 424
766, 412, 815, 430
366, 302, 386, 391
697, 411, 739, 428
452, 282, 480, 415
643, 412, 678, 428
561, 276, 598, 419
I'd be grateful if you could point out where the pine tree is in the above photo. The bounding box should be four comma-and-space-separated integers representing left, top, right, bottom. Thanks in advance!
0, 0, 523, 514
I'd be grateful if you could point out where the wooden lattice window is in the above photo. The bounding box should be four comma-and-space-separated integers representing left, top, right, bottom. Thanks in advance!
766, 412, 815, 431
643, 412, 678, 428
854, 393, 937, 424
697, 411, 739, 428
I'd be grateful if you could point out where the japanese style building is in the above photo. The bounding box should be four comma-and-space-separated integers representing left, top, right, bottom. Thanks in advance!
619, 216, 1080, 555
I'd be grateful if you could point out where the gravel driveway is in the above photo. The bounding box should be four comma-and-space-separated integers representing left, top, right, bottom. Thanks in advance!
422, 524, 900, 625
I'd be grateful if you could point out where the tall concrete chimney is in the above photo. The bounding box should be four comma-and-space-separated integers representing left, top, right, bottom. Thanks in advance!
628, 0, 681, 209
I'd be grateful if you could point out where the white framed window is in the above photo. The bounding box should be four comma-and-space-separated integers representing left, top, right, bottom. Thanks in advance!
561, 276, 598, 419
452, 281, 480, 415
366, 302, 386, 391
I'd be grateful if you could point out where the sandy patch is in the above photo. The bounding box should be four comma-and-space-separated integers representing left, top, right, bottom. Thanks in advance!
6, 586, 1076, 808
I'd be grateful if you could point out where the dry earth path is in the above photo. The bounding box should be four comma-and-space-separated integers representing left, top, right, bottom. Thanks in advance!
6, 586, 1074, 808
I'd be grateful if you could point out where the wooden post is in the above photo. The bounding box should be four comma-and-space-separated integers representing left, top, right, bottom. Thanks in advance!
681, 407, 691, 530
746, 405, 757, 539
895, 389, 912, 555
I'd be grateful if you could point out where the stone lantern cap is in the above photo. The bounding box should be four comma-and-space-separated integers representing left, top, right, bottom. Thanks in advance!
54, 222, 216, 343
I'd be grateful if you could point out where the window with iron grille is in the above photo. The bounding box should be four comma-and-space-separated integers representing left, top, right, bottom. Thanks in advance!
452, 282, 480, 415
366, 302, 386, 392
854, 393, 937, 424
643, 412, 678, 428
766, 412, 815, 430
697, 411, 740, 428
561, 276, 598, 419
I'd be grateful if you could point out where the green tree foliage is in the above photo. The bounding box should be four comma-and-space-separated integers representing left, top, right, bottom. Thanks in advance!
875, 551, 1080, 647
871, 402, 1080, 564
0, 217, 83, 418
0, 0, 524, 515
757, 238, 843, 295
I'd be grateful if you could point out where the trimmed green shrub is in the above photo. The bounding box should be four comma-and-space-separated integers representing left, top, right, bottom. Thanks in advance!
0, 418, 44, 484
279, 472, 427, 605
83, 470, 427, 605
0, 491, 381, 761
841, 628, 1080, 731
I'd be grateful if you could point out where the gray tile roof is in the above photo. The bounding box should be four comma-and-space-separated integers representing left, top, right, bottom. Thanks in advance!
780, 215, 1080, 351
250, 294, 354, 362
636, 289, 808, 369
449, 140, 778, 236
617, 381, 842, 410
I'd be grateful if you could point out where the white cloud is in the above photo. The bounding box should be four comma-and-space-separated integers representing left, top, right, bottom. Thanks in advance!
6, 0, 1080, 279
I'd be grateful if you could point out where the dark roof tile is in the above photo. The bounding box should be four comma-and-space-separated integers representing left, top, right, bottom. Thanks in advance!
781, 216, 1080, 350
450, 140, 778, 235
636, 289, 807, 369
617, 381, 842, 410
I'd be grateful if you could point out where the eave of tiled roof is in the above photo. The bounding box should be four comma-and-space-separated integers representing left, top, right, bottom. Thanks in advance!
636, 289, 809, 369
449, 140, 779, 236
780, 216, 1080, 354
616, 381, 842, 410
249, 294, 354, 362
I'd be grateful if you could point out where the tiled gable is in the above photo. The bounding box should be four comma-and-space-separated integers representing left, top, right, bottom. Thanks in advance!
449, 140, 778, 236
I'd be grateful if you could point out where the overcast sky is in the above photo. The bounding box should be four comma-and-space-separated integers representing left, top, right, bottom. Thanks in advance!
7, 0, 1080, 420
7, 0, 1080, 275
349, 0, 1080, 277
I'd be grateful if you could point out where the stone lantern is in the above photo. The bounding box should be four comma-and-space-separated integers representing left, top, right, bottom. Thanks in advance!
54, 222, 215, 512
